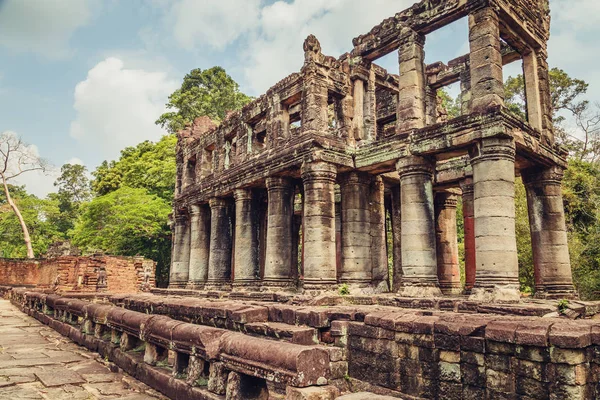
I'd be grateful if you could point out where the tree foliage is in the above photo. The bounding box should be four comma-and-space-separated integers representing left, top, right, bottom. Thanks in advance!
51, 163, 91, 234
156, 66, 253, 134
71, 187, 171, 264
0, 185, 62, 258
91, 135, 177, 201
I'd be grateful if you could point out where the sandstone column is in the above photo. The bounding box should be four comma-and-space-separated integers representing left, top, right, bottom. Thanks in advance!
301, 161, 337, 290
263, 177, 294, 288
469, 7, 504, 112
187, 204, 210, 289
522, 48, 543, 131
397, 26, 426, 132
522, 167, 576, 298
390, 185, 403, 292
370, 176, 389, 289
169, 211, 190, 288
206, 198, 233, 288
460, 178, 476, 292
233, 189, 259, 288
339, 172, 372, 285
434, 191, 462, 295
469, 138, 519, 301
396, 156, 440, 296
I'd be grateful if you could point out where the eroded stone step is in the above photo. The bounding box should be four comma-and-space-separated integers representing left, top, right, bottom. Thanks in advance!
244, 321, 319, 345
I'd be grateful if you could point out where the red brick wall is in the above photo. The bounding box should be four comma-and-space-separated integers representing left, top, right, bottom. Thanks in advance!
0, 256, 155, 293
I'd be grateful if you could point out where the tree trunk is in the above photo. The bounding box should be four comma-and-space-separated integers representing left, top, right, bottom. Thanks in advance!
1, 174, 35, 258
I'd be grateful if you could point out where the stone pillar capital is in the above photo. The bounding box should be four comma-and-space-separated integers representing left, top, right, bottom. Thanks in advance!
209, 197, 228, 209
397, 24, 425, 48
189, 204, 202, 215
459, 177, 474, 196
233, 188, 252, 202
301, 161, 337, 183
522, 166, 564, 187
339, 171, 371, 186
435, 192, 459, 209
265, 176, 293, 191
469, 138, 515, 165
396, 155, 435, 178
174, 211, 189, 224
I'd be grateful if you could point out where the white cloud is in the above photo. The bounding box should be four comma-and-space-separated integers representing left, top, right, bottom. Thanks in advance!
70, 57, 178, 161
169, 0, 262, 50
0, 0, 92, 59
66, 157, 84, 166
242, 0, 414, 94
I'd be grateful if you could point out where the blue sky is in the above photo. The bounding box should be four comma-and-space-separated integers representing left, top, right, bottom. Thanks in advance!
0, 0, 598, 197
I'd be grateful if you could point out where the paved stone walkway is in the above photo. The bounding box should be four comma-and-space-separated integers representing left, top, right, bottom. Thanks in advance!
0, 299, 167, 400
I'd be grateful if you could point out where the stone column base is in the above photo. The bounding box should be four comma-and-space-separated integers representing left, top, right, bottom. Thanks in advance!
302, 280, 338, 292
439, 284, 463, 296
261, 278, 296, 291
185, 281, 205, 290
469, 285, 521, 303
203, 280, 232, 291
397, 284, 442, 298
168, 282, 187, 289
534, 285, 578, 300
232, 280, 260, 291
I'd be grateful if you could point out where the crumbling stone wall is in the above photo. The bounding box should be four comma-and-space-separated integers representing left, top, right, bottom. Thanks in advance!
10, 288, 600, 400
0, 256, 155, 293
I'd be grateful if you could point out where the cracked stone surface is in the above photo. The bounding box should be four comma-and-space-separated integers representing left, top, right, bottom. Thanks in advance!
0, 300, 167, 400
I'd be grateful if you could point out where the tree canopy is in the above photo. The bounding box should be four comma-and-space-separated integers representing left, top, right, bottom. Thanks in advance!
91, 135, 176, 201
70, 187, 171, 277
156, 66, 253, 134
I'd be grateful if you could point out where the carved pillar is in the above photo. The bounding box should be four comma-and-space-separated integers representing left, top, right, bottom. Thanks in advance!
536, 49, 554, 143
301, 161, 338, 289
187, 204, 210, 289
397, 26, 426, 132
233, 189, 259, 288
460, 178, 476, 293
263, 177, 294, 288
435, 191, 462, 295
469, 138, 519, 301
396, 156, 440, 296
169, 211, 190, 288
390, 185, 403, 292
522, 167, 576, 299
370, 176, 388, 288
352, 79, 365, 142
522, 48, 543, 131
340, 172, 372, 284
468, 7, 504, 112
365, 65, 377, 140
207, 198, 233, 288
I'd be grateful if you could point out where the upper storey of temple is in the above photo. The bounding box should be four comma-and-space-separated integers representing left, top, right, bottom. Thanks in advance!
174, 0, 563, 207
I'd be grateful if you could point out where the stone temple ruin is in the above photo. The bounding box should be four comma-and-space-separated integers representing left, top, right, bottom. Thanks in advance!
170, 0, 574, 302
8, 1, 600, 400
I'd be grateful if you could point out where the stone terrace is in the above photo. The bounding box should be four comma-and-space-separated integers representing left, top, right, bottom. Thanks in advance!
8, 288, 600, 399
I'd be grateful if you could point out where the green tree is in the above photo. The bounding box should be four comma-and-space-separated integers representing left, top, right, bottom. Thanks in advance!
0, 185, 62, 258
156, 66, 252, 133
0, 132, 49, 258
71, 187, 172, 285
91, 135, 177, 201
51, 163, 91, 234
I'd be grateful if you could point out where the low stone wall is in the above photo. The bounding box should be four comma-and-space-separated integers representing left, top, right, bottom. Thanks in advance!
0, 256, 156, 293
8, 288, 600, 399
